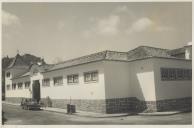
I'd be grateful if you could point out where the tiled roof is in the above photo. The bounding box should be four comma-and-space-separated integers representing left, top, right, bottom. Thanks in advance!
12, 64, 53, 79
168, 47, 186, 55
11, 45, 190, 76
44, 46, 189, 72
7, 54, 28, 69
46, 51, 108, 72
127, 46, 173, 61
45, 50, 129, 72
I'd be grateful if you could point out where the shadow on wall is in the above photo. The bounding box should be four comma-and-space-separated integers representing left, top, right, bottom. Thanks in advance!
104, 61, 156, 113
152, 59, 192, 112
132, 65, 152, 112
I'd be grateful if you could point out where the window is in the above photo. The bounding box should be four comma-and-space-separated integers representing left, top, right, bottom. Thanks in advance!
67, 74, 79, 84
7, 85, 10, 90
53, 76, 63, 85
188, 69, 192, 80
84, 71, 98, 82
25, 81, 30, 89
169, 68, 176, 80
18, 83, 23, 89
12, 83, 16, 90
161, 68, 168, 80
42, 78, 50, 87
160, 68, 192, 81
177, 69, 184, 80
6, 72, 10, 78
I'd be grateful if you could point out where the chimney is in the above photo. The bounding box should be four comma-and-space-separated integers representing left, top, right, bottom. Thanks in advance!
185, 42, 192, 60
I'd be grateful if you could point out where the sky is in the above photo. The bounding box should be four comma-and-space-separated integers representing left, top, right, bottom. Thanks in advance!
2, 2, 192, 64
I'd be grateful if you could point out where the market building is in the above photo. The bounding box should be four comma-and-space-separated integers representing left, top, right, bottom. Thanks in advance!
5, 45, 192, 113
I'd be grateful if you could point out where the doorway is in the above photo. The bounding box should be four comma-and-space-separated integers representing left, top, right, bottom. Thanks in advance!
32, 80, 40, 102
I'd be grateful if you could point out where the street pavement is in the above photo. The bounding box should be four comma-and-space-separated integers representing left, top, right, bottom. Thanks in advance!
2, 103, 192, 125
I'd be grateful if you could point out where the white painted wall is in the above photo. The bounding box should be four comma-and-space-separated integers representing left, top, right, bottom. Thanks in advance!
104, 61, 132, 99
129, 59, 156, 101
5, 67, 30, 98
41, 61, 106, 100
6, 76, 31, 98
153, 58, 192, 100
104, 59, 156, 101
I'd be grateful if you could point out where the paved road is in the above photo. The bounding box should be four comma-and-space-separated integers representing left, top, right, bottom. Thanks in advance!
2, 103, 192, 125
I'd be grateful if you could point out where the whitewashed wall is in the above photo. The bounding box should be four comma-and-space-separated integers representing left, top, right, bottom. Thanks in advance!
6, 76, 31, 98
153, 58, 192, 100
41, 61, 106, 100
129, 59, 156, 101
104, 59, 156, 101
103, 61, 132, 99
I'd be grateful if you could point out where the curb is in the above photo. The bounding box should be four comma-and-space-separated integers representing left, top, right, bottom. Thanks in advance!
3, 102, 187, 117
138, 111, 181, 116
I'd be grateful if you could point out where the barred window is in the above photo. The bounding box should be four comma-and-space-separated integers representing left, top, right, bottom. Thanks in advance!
161, 68, 168, 80
25, 81, 30, 89
53, 76, 63, 85
169, 68, 176, 80
42, 79, 50, 87
18, 83, 23, 89
67, 74, 79, 84
84, 71, 98, 82
177, 69, 184, 80
161, 68, 192, 81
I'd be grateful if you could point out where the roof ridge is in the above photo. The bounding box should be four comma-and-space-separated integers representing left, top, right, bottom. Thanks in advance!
54, 50, 108, 65
135, 45, 169, 51
7, 54, 28, 69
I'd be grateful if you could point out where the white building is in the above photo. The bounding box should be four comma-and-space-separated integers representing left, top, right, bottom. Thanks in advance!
5, 45, 192, 113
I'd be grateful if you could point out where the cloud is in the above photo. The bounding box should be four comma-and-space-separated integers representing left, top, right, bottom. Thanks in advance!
96, 15, 120, 36
115, 5, 129, 13
83, 15, 120, 37
127, 17, 174, 34
2, 10, 20, 26
128, 17, 154, 33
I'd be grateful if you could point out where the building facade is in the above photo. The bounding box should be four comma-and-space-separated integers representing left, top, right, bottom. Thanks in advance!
5, 45, 192, 113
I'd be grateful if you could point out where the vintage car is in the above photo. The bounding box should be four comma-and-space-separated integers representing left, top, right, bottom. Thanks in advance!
21, 98, 41, 110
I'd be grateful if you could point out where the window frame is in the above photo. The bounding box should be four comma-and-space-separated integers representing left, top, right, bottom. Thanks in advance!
6, 72, 10, 78
160, 67, 192, 81
17, 82, 23, 89
42, 78, 50, 87
7, 84, 11, 90
67, 74, 79, 84
24, 81, 31, 89
84, 71, 98, 83
53, 76, 63, 86
12, 83, 16, 90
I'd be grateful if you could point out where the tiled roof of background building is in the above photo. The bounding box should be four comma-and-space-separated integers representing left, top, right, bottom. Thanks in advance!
168, 47, 186, 55
7, 54, 29, 69
127, 46, 173, 61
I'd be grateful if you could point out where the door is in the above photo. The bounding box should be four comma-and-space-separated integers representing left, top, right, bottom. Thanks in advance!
32, 80, 40, 102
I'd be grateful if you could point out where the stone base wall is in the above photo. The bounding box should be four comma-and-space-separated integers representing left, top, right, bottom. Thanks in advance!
105, 97, 192, 113
5, 97, 191, 113
156, 97, 192, 112
41, 98, 106, 113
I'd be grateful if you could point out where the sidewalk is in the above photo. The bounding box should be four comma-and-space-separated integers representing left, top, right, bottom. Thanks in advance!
43, 107, 133, 118
3, 101, 183, 118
